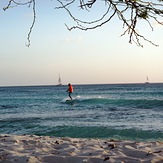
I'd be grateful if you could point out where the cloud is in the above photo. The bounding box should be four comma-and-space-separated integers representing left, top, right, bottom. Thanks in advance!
59, 36, 83, 44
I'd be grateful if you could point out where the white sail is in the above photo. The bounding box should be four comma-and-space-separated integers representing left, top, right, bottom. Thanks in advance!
145, 76, 149, 84
57, 74, 62, 86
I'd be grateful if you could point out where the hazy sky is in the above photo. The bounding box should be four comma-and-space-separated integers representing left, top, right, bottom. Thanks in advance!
0, 1, 163, 86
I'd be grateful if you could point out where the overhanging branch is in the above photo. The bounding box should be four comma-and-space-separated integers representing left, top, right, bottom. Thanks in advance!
56, 0, 163, 47
3, 0, 163, 47
3, 0, 36, 47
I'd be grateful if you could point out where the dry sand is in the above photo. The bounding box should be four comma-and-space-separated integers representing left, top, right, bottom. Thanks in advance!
0, 134, 162, 163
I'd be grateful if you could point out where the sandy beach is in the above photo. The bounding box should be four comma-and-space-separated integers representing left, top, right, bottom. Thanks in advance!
0, 134, 162, 163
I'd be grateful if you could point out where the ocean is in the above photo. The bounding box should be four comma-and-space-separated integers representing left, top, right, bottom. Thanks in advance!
0, 83, 163, 141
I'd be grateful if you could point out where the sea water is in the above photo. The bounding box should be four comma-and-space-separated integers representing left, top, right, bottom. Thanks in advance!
0, 84, 163, 141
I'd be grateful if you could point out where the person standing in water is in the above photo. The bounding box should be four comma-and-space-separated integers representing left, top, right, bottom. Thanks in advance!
66, 83, 73, 100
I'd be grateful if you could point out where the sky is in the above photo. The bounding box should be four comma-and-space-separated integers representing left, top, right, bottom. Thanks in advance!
0, 1, 163, 86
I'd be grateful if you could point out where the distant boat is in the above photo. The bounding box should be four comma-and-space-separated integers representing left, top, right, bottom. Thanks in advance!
57, 74, 62, 86
145, 76, 149, 84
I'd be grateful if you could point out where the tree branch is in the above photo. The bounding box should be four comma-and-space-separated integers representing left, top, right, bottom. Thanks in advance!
26, 0, 36, 47
56, 0, 163, 47
3, 0, 36, 47
3, 0, 163, 47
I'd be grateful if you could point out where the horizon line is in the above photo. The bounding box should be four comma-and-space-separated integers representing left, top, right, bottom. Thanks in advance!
0, 82, 163, 87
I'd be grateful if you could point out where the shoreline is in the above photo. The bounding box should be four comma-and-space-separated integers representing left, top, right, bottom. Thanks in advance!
0, 134, 162, 163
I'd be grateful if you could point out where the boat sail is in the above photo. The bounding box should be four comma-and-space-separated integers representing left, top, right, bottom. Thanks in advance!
57, 74, 62, 86
145, 76, 149, 84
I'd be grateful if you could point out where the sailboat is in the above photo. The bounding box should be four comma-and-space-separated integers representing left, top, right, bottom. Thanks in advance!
57, 74, 62, 86
145, 76, 149, 84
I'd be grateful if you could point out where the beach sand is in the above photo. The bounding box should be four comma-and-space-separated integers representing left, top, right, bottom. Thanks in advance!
0, 134, 162, 163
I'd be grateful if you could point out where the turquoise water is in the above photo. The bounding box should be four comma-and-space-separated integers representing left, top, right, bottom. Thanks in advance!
0, 84, 163, 141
